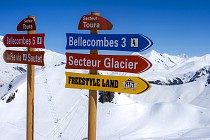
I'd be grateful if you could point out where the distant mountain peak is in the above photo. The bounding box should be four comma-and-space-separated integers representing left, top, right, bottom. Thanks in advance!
150, 49, 158, 54
131, 52, 141, 56
205, 74, 210, 87
178, 53, 189, 59
145, 50, 159, 57
150, 65, 210, 86
143, 50, 183, 69
0, 36, 3, 42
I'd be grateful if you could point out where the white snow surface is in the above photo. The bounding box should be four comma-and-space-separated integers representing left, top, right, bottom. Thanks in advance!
0, 35, 210, 139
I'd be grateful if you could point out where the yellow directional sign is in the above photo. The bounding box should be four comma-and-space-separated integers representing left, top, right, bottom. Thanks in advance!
65, 72, 151, 94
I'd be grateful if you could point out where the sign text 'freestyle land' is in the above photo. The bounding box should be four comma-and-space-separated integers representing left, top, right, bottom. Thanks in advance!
65, 72, 151, 94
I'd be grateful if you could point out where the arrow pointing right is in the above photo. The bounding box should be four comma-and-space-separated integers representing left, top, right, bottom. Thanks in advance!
65, 72, 151, 94
66, 53, 152, 73
66, 33, 153, 52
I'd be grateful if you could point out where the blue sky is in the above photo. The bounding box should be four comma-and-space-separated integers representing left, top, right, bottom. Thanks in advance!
0, 0, 210, 56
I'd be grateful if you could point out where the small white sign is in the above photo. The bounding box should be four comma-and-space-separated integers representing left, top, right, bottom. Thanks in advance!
122, 79, 138, 90
130, 38, 139, 48
23, 54, 27, 61
37, 37, 42, 44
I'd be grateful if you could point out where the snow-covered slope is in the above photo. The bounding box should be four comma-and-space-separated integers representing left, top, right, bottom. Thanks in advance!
1, 35, 210, 139
140, 50, 210, 81
0, 36, 26, 96
0, 35, 65, 97
1, 64, 210, 140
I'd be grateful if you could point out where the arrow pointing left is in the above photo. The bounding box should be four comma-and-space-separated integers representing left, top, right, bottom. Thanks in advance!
3, 50, 45, 66
3, 34, 45, 48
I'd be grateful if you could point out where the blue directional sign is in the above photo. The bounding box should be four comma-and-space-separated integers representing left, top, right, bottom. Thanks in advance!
66, 33, 153, 52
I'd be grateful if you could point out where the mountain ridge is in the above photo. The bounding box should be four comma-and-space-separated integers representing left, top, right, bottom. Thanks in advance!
1, 35, 210, 139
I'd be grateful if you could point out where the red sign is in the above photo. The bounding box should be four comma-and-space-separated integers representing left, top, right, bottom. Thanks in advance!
3, 34, 45, 48
3, 50, 45, 66
17, 18, 36, 31
66, 53, 152, 73
78, 15, 113, 30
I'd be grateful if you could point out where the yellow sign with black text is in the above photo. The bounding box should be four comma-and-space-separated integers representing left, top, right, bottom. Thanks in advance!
65, 72, 151, 94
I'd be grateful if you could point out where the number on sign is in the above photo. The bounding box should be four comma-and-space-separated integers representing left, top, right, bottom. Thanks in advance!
121, 37, 126, 47
32, 37, 35, 45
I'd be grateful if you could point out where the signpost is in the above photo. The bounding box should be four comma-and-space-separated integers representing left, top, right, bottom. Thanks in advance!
26, 16, 36, 140
66, 33, 153, 52
66, 52, 152, 73
78, 14, 113, 30
3, 34, 45, 48
65, 72, 151, 94
65, 12, 153, 140
3, 50, 44, 66
3, 16, 45, 140
87, 12, 100, 140
17, 17, 36, 31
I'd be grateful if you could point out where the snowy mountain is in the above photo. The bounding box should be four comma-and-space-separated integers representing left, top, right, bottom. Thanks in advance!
0, 35, 65, 98
149, 65, 210, 85
1, 35, 210, 139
